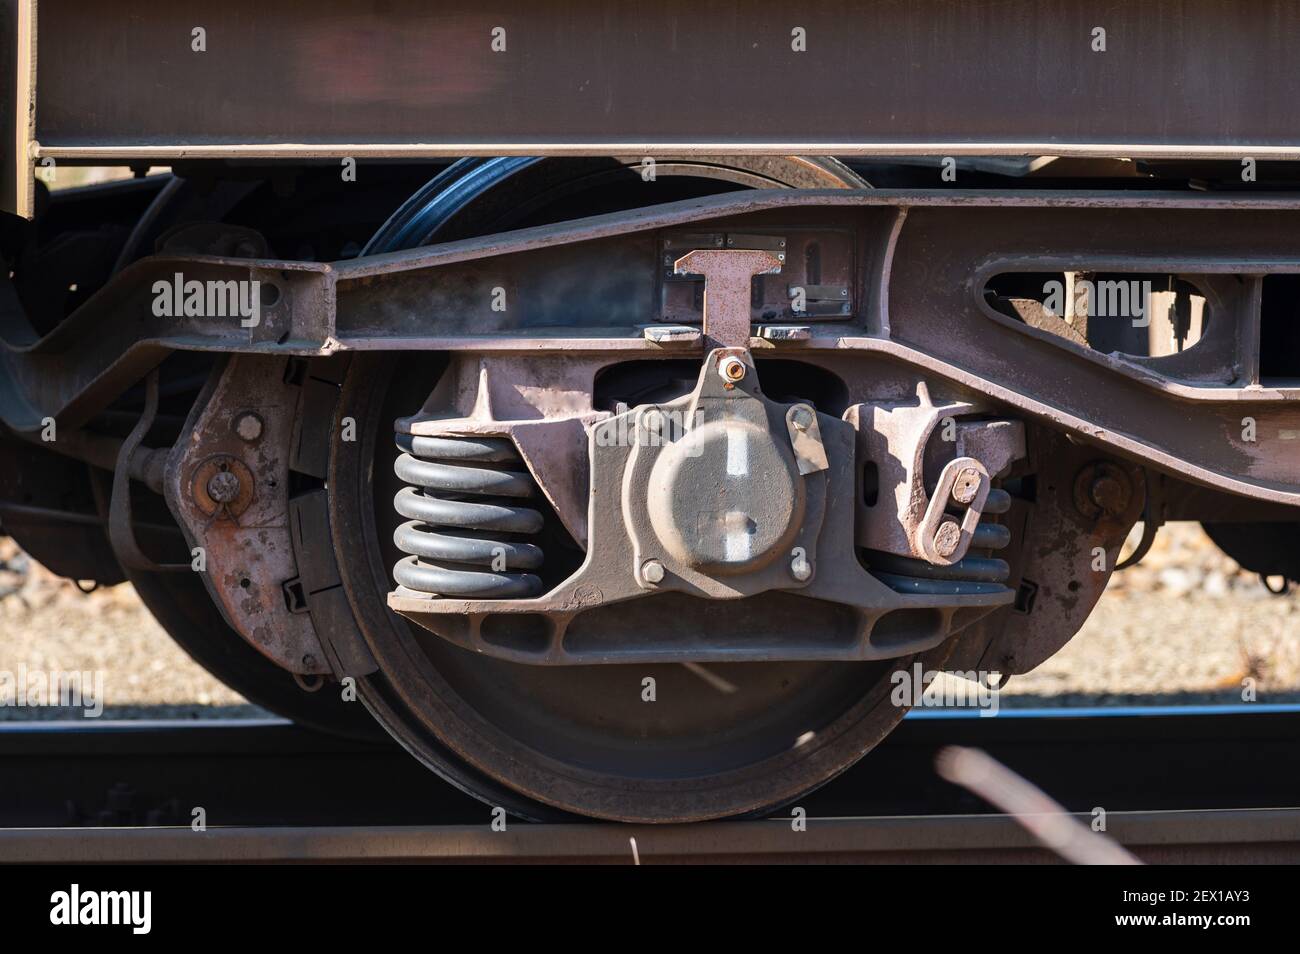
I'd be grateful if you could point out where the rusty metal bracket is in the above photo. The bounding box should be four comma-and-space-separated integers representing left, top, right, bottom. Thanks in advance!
163, 356, 331, 675
389, 310, 1014, 668
673, 249, 783, 351
915, 457, 991, 566
785, 403, 829, 475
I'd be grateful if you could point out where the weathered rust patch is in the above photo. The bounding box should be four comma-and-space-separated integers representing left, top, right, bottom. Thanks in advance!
164, 355, 329, 674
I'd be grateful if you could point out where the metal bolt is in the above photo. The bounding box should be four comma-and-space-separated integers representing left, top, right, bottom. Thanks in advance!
951, 467, 982, 505
234, 411, 264, 443
1073, 462, 1133, 520
790, 405, 814, 432
790, 553, 812, 581
639, 408, 667, 442
934, 519, 962, 558
641, 559, 666, 585
1089, 475, 1128, 517
207, 469, 242, 505
718, 356, 747, 383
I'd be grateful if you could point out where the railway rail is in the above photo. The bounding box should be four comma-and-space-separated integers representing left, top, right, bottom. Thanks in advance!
7, 810, 1300, 864
2, 707, 1297, 863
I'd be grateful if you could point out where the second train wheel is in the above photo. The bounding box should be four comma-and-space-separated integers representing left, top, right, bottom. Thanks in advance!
124, 567, 383, 739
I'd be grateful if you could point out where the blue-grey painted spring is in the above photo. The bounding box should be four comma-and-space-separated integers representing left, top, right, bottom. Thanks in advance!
392, 433, 545, 598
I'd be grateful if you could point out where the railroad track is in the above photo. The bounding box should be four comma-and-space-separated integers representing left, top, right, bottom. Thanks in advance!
5, 810, 1299, 864
1, 706, 1298, 863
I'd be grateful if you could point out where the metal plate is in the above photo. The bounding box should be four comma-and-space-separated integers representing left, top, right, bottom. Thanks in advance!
28, 0, 1300, 161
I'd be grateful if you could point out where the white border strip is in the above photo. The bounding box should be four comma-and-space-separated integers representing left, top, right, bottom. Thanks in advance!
33, 141, 1300, 161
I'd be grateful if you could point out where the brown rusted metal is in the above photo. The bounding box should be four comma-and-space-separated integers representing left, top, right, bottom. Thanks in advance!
916, 458, 991, 566
390, 330, 1013, 662
975, 431, 1146, 676
784, 403, 829, 475
6, 191, 1300, 492
846, 386, 1024, 564
672, 249, 783, 351
163, 356, 331, 675
190, 455, 255, 521
1073, 462, 1134, 521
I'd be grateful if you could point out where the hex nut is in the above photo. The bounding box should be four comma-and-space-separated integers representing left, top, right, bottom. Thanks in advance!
718, 356, 747, 383
641, 559, 666, 585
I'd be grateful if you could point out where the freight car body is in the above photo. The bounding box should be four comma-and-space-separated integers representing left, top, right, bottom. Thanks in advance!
3, 1, 1300, 821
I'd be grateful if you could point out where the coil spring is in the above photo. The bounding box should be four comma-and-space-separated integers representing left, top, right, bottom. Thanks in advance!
868, 488, 1014, 596
392, 433, 545, 599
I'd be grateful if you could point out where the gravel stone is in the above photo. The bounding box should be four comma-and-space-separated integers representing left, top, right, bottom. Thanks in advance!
3, 523, 1298, 719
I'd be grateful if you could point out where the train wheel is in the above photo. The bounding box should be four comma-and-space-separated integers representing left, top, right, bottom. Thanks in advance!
1202, 522, 1300, 584
124, 568, 384, 739
298, 157, 957, 822
331, 353, 955, 822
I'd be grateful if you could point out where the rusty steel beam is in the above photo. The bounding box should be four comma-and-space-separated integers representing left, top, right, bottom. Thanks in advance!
0, 254, 334, 432
6, 189, 1300, 511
